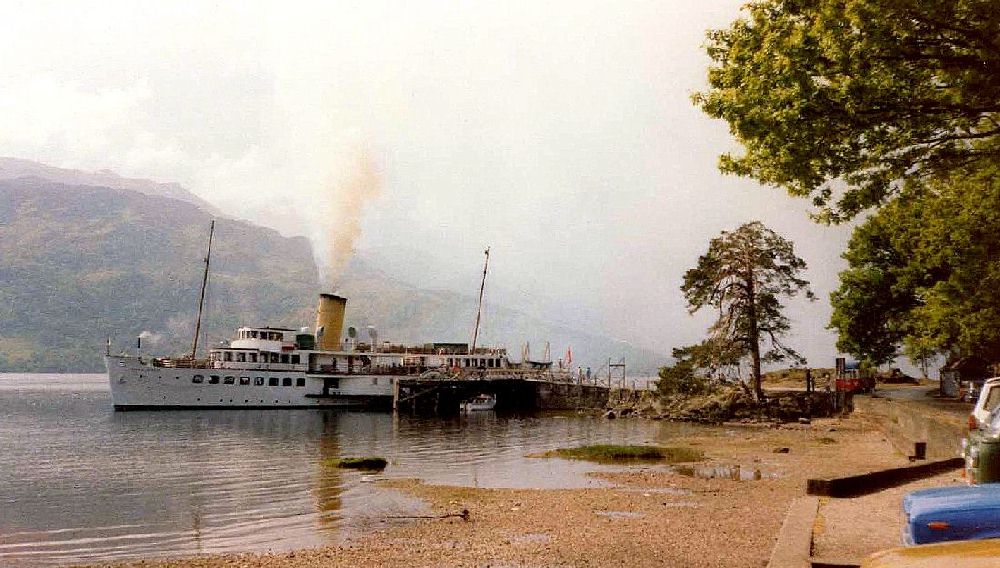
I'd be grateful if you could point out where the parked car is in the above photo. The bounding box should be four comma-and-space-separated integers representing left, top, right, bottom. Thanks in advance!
863, 538, 1000, 567
969, 377, 1000, 431
964, 401, 1000, 483
902, 484, 1000, 545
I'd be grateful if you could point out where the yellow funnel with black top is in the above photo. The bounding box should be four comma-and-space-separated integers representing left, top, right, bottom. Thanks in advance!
315, 294, 347, 350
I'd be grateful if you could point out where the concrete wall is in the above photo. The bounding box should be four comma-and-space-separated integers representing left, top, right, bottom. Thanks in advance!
534, 382, 609, 410
854, 397, 964, 460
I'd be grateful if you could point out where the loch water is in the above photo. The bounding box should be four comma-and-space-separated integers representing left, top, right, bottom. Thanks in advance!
0, 374, 692, 566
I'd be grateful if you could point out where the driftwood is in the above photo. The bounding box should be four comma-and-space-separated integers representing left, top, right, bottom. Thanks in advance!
386, 509, 470, 521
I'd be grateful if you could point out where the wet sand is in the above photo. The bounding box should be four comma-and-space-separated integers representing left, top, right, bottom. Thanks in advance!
75, 414, 942, 568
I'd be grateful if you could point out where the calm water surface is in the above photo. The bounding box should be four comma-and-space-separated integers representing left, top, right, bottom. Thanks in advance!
0, 374, 696, 566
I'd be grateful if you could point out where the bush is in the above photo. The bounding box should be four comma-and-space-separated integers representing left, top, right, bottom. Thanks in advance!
656, 362, 711, 397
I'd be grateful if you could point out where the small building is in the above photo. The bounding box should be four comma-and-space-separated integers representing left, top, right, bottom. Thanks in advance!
940, 356, 989, 399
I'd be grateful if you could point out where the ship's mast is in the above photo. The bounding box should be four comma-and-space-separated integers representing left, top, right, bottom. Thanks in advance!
190, 220, 216, 359
470, 246, 490, 354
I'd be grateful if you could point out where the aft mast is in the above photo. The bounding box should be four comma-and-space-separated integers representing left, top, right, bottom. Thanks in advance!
470, 247, 490, 353
190, 220, 216, 359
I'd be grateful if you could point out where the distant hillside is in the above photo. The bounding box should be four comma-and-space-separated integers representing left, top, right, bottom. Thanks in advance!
0, 157, 219, 214
0, 171, 666, 375
0, 178, 316, 371
336, 259, 664, 376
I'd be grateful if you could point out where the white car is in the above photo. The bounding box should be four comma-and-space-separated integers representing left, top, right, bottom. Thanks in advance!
970, 377, 1000, 431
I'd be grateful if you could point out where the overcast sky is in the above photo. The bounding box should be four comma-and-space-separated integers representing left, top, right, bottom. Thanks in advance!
0, 0, 857, 366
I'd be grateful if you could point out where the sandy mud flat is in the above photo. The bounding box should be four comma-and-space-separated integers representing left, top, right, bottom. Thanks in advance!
76, 415, 958, 568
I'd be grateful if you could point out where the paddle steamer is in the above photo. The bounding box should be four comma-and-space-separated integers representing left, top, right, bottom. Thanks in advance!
105, 292, 514, 409
104, 223, 552, 410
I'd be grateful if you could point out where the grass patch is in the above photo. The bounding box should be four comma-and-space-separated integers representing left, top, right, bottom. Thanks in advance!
816, 437, 837, 445
542, 444, 703, 464
327, 457, 388, 470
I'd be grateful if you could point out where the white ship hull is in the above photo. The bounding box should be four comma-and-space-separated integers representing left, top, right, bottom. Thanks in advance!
105, 355, 395, 410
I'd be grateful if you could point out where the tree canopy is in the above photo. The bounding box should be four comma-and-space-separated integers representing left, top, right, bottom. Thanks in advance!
682, 221, 814, 400
694, 0, 1000, 222
656, 337, 745, 398
830, 164, 1000, 364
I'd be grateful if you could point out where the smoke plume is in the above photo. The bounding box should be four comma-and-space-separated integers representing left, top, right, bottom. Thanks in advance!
321, 148, 383, 286
138, 330, 163, 345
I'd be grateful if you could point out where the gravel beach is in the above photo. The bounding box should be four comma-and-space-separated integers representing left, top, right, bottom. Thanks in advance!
72, 413, 944, 568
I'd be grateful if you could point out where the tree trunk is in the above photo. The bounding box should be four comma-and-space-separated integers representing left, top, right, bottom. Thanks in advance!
745, 262, 763, 403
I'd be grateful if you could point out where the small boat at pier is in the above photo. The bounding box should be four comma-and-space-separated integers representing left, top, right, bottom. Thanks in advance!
461, 393, 497, 412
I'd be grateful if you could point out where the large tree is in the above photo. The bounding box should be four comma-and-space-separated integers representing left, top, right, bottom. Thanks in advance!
657, 337, 746, 398
682, 222, 814, 401
694, 0, 1000, 222
830, 164, 1000, 363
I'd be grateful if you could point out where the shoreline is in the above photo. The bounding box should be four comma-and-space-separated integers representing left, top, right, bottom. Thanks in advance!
73, 414, 950, 568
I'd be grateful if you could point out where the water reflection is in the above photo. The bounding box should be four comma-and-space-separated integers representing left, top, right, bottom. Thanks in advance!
0, 374, 695, 566
315, 412, 343, 533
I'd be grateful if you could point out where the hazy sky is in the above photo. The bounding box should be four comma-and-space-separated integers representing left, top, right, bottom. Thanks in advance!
0, 0, 856, 366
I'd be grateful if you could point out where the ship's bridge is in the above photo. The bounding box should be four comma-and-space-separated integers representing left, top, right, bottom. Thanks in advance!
230, 327, 295, 351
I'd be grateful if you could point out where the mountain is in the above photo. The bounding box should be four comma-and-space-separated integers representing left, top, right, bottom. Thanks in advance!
0, 177, 316, 371
0, 163, 666, 375
335, 259, 664, 377
0, 157, 219, 214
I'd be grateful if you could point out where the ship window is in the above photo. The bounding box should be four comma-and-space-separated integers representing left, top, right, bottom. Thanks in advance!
239, 376, 250, 385
192, 375, 204, 384
268, 377, 279, 386
282, 377, 292, 386
249, 353, 257, 363
371, 377, 378, 386
236, 353, 245, 362
254, 377, 264, 386
224, 376, 235, 385
296, 378, 305, 387
291, 355, 300, 364
209, 375, 220, 384
281, 354, 289, 364
271, 353, 279, 363
251, 331, 258, 339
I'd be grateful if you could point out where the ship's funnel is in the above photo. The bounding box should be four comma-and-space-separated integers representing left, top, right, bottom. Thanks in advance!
315, 293, 347, 350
